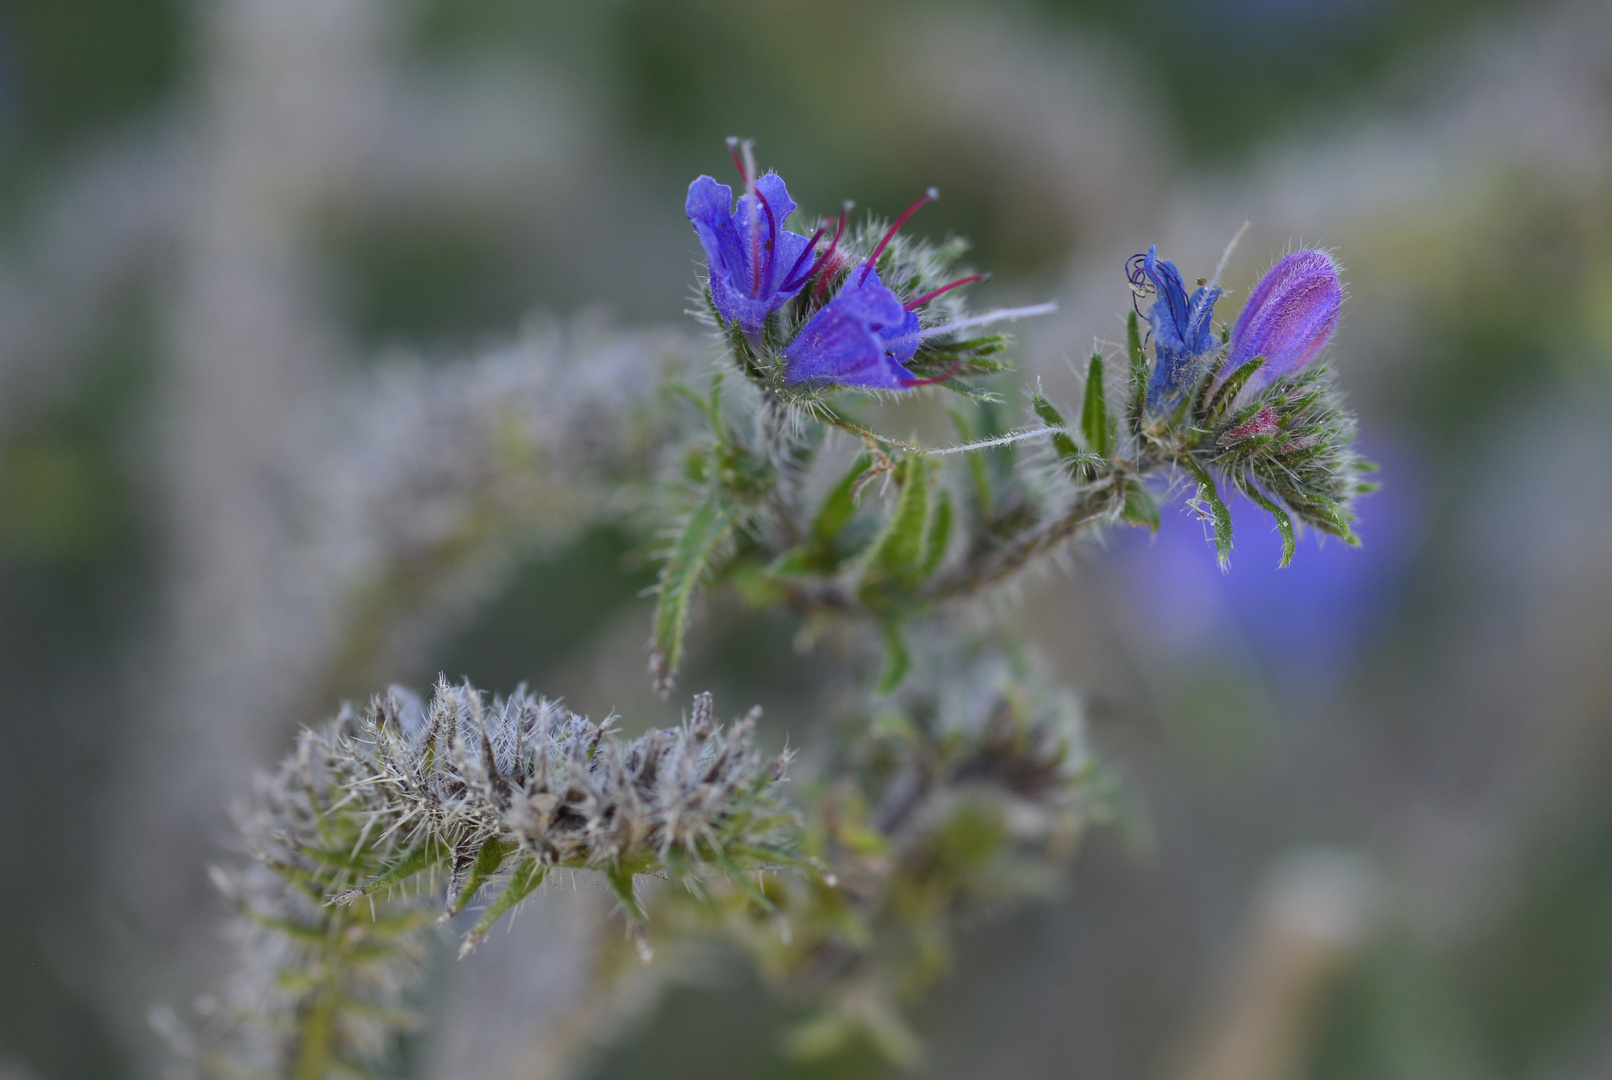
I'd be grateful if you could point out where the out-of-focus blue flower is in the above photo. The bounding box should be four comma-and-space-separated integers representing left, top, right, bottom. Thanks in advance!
1130, 246, 1224, 411
782, 268, 923, 389
686, 171, 816, 338
1108, 435, 1422, 695
1218, 250, 1342, 396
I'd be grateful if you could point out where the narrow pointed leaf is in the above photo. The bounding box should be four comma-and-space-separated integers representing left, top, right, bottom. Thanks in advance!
1033, 390, 1083, 462
921, 488, 952, 579
1081, 353, 1110, 458
1127, 309, 1147, 435
858, 457, 931, 604
448, 837, 515, 916
1031, 391, 1067, 429
813, 453, 873, 544
875, 621, 911, 696
651, 489, 741, 695
1185, 459, 1234, 566
1206, 357, 1265, 424
1239, 482, 1297, 567
460, 858, 548, 956
331, 838, 447, 904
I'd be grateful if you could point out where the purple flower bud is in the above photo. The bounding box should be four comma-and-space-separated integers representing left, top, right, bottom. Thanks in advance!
782, 268, 923, 389
1222, 250, 1342, 394
686, 170, 816, 338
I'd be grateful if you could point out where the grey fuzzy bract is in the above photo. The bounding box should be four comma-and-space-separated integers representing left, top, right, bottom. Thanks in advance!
357, 680, 793, 883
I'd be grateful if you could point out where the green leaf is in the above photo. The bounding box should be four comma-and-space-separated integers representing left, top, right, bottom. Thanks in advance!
1205, 357, 1264, 424
773, 452, 876, 577
1185, 459, 1234, 566
857, 457, 932, 605
331, 838, 447, 904
921, 488, 952, 579
1190, 353, 1228, 422
605, 863, 646, 924
875, 621, 911, 696
1120, 480, 1160, 532
1127, 309, 1148, 435
1081, 353, 1110, 458
1031, 391, 1066, 429
459, 858, 548, 956
1240, 481, 1296, 567
650, 489, 741, 695
448, 837, 515, 916
1033, 389, 1086, 463
813, 453, 873, 544
966, 448, 992, 519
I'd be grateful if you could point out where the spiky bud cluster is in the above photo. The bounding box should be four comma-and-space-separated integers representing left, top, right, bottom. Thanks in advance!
189, 682, 795, 1079
341, 682, 797, 946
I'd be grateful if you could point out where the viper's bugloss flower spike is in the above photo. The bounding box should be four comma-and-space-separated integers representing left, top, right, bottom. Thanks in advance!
1219, 250, 1342, 396
1129, 245, 1223, 411
783, 267, 922, 389
686, 140, 815, 338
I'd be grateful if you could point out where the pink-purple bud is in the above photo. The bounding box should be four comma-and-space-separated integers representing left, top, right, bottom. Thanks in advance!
1222, 250, 1342, 395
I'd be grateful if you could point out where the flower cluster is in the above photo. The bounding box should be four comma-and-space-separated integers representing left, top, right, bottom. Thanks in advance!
1130, 243, 1344, 414
685, 139, 1052, 393
1116, 240, 1367, 564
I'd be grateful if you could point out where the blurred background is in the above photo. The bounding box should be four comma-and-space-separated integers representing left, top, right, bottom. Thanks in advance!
1, 0, 1610, 1078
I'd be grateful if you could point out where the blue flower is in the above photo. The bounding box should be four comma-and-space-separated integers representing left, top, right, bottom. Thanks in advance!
1129, 245, 1223, 411
1218, 250, 1342, 396
782, 267, 923, 389
686, 163, 819, 339
690, 157, 1057, 391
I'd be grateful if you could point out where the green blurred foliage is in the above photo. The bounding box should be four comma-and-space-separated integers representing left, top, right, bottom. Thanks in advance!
1312, 805, 1612, 1080
0, 0, 182, 207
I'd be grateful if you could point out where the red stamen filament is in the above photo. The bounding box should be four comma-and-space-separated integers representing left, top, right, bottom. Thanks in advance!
902, 357, 964, 387
904, 273, 987, 311
815, 253, 846, 301
779, 225, 826, 290
859, 187, 938, 284
752, 186, 779, 296
812, 203, 853, 300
